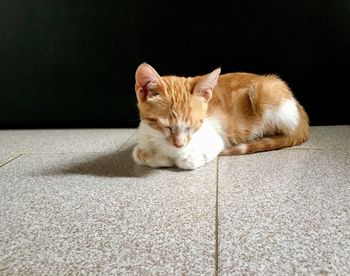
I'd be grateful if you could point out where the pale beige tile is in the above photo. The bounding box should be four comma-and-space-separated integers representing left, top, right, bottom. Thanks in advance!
218, 150, 350, 275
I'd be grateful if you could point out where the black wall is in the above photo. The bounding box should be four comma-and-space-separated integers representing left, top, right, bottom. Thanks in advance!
1, 0, 349, 128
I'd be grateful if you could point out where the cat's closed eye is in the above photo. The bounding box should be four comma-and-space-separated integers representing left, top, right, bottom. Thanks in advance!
165, 127, 173, 133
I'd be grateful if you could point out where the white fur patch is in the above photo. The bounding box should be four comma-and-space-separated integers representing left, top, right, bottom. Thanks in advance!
134, 118, 226, 169
264, 99, 299, 131
236, 144, 247, 154
249, 99, 299, 140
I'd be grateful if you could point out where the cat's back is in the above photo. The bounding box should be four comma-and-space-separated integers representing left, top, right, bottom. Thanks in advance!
214, 72, 290, 100
210, 71, 296, 118
217, 72, 262, 90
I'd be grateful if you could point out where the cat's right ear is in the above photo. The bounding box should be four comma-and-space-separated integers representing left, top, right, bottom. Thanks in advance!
135, 63, 163, 102
193, 68, 221, 102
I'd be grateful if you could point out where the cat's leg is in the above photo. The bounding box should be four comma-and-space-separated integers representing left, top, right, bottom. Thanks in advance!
132, 146, 174, 168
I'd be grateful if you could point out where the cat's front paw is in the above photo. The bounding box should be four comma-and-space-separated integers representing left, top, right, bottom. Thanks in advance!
132, 145, 174, 168
175, 155, 206, 170
132, 146, 152, 166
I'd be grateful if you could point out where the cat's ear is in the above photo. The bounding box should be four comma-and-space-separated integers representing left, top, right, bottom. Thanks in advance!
135, 63, 163, 102
193, 68, 221, 102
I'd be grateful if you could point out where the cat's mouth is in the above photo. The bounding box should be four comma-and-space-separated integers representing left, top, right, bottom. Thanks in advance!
166, 140, 185, 149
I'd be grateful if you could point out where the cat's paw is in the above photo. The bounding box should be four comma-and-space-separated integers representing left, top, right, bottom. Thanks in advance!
132, 146, 152, 166
132, 146, 174, 168
175, 155, 206, 170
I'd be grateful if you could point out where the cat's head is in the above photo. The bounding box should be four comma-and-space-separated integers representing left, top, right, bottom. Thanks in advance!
135, 63, 220, 148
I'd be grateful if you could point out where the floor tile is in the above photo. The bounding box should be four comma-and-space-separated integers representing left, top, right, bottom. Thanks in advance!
218, 150, 350, 275
295, 125, 350, 149
0, 129, 136, 154
0, 154, 21, 167
0, 151, 216, 275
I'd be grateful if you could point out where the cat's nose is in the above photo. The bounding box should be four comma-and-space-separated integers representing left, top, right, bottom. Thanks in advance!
173, 134, 186, 148
173, 141, 184, 148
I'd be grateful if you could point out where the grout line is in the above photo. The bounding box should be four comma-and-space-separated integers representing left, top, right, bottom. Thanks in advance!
117, 130, 137, 151
0, 154, 23, 169
214, 157, 219, 276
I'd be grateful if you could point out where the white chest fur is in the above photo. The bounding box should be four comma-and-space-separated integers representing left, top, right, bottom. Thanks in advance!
133, 118, 226, 169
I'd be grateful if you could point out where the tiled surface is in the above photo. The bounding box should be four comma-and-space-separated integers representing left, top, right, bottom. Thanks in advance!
0, 154, 21, 167
0, 152, 216, 275
218, 150, 350, 275
0, 126, 349, 274
0, 129, 135, 154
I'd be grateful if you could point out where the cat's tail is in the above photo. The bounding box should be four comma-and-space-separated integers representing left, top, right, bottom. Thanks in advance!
221, 106, 310, 155
220, 134, 304, 155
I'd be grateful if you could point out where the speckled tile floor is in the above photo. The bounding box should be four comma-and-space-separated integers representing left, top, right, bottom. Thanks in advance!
0, 126, 349, 275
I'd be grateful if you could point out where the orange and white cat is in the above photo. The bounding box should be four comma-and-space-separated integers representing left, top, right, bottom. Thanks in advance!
133, 63, 309, 169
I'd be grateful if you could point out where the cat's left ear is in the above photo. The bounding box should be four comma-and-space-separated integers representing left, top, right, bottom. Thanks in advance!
135, 63, 163, 102
193, 68, 221, 102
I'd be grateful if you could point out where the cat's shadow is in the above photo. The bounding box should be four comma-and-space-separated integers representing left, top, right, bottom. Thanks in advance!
42, 148, 163, 178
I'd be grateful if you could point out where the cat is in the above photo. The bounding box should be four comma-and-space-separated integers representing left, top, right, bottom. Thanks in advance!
132, 63, 309, 170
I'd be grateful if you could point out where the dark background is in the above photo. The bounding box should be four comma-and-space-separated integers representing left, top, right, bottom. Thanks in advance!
1, 0, 349, 128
